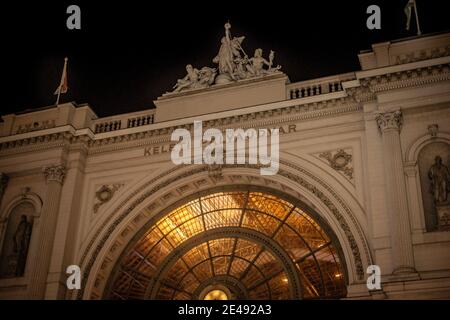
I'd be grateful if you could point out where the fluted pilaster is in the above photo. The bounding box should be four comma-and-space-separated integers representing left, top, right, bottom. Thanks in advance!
375, 110, 416, 274
27, 165, 66, 299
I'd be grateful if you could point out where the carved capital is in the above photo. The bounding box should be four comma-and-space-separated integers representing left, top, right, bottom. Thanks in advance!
375, 110, 403, 133
43, 165, 66, 184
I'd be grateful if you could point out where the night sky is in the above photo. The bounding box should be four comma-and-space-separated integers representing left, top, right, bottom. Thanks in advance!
2, 0, 450, 118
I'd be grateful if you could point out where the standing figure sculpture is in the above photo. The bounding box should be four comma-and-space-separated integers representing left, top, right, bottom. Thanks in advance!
213, 22, 245, 83
428, 155, 450, 203
13, 215, 33, 277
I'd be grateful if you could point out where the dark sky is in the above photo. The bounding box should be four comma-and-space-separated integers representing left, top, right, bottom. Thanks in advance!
2, 0, 450, 117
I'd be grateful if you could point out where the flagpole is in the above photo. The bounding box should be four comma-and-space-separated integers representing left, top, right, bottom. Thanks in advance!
55, 88, 61, 106
413, 0, 422, 36
55, 57, 68, 105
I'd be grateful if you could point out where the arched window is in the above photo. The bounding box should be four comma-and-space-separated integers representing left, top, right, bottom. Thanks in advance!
106, 190, 347, 300
0, 201, 35, 278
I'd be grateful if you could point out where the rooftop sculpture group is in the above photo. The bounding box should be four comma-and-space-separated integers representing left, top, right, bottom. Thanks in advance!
171, 22, 282, 93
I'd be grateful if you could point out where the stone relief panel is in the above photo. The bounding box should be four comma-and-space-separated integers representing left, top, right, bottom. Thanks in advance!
316, 149, 354, 183
418, 142, 450, 231
93, 183, 125, 214
0, 202, 34, 278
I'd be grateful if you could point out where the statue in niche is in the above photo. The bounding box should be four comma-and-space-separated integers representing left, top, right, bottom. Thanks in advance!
12, 215, 33, 277
172, 64, 216, 93
428, 155, 450, 203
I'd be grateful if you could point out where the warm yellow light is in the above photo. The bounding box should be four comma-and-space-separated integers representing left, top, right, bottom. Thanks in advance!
203, 289, 228, 300
334, 273, 343, 278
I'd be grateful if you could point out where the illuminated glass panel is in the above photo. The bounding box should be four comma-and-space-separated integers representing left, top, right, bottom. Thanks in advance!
109, 191, 347, 300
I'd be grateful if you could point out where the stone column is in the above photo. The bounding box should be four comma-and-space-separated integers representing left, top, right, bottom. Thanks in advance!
27, 165, 66, 299
375, 110, 416, 274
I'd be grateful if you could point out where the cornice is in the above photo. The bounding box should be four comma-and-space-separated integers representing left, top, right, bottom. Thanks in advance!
0, 95, 360, 156
1, 58, 449, 157
0, 132, 71, 156
360, 62, 450, 94
86, 97, 361, 155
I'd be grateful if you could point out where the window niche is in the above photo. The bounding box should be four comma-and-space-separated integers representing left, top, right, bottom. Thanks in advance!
418, 142, 450, 231
0, 201, 35, 278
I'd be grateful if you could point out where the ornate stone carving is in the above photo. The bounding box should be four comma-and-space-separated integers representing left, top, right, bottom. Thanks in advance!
393, 45, 450, 65
361, 64, 450, 94
169, 22, 282, 93
375, 110, 403, 132
347, 85, 376, 103
42, 165, 66, 184
207, 164, 223, 180
428, 124, 439, 138
319, 149, 353, 180
172, 65, 217, 93
94, 183, 125, 213
16, 119, 56, 134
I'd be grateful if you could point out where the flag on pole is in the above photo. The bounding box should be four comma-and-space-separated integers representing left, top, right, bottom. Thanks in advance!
54, 57, 68, 104
404, 0, 415, 31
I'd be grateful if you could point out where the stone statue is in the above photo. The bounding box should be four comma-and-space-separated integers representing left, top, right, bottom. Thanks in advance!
168, 21, 282, 93
12, 215, 32, 277
213, 22, 246, 83
247, 48, 281, 76
428, 156, 450, 203
172, 64, 216, 93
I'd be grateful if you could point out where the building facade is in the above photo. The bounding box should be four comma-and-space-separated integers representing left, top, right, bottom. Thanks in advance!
0, 31, 449, 300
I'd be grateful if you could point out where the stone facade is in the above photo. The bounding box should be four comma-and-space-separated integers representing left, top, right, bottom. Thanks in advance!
0, 32, 449, 299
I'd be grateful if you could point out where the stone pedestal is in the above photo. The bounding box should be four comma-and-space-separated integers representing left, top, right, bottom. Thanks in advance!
154, 73, 288, 122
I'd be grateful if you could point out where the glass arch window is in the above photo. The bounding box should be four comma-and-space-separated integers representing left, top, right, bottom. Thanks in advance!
107, 191, 347, 299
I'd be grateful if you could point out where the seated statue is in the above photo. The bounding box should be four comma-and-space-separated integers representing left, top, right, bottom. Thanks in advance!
172, 65, 217, 93
247, 49, 281, 77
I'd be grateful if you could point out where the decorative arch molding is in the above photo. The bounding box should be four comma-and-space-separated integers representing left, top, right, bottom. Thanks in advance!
0, 190, 43, 245
0, 190, 43, 222
405, 132, 450, 163
76, 159, 372, 299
